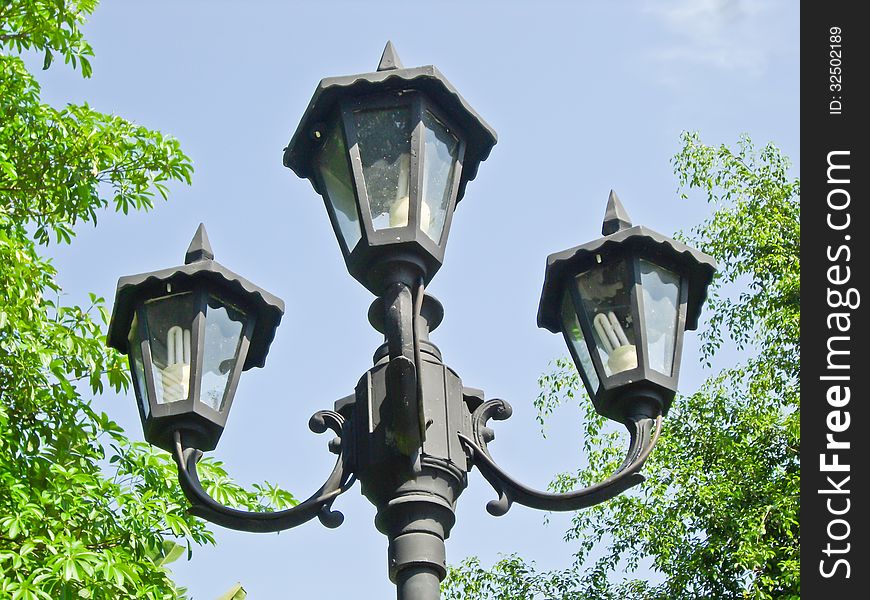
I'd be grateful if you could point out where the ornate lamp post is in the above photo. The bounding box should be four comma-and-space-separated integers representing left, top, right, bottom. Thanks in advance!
108, 43, 716, 600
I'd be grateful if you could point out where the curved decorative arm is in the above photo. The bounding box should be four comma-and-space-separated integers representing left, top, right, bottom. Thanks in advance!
458, 399, 661, 516
172, 409, 356, 533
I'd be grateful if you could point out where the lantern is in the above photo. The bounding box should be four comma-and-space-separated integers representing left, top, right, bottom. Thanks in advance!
107, 225, 284, 451
283, 42, 497, 294
537, 192, 717, 422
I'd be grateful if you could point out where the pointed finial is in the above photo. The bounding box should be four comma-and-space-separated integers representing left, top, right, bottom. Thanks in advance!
602, 190, 633, 235
185, 223, 215, 264
377, 41, 404, 71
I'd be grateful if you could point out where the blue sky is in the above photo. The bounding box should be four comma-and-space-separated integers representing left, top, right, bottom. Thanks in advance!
31, 1, 798, 597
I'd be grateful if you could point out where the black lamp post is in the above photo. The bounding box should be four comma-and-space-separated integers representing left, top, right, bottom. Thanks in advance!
107, 43, 715, 600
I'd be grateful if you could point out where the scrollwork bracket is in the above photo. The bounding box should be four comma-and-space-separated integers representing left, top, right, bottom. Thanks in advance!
172, 408, 356, 533
460, 398, 661, 516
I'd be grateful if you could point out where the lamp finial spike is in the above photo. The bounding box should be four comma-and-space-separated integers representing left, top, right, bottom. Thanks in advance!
602, 190, 633, 235
377, 41, 404, 71
185, 223, 215, 264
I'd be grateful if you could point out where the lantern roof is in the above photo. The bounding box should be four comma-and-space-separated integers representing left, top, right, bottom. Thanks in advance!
107, 224, 285, 370
537, 192, 717, 334
283, 41, 497, 204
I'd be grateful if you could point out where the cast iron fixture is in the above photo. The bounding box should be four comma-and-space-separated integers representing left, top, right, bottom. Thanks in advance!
107, 42, 716, 600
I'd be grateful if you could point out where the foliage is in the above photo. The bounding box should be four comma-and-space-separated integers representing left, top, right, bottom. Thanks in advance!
444, 556, 585, 600
1, 2, 295, 598
443, 132, 800, 599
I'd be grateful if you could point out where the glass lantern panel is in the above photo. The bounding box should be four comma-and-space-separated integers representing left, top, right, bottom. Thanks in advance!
144, 293, 197, 405
561, 289, 600, 395
353, 106, 413, 230
420, 111, 459, 244
575, 259, 639, 377
640, 259, 681, 375
128, 314, 149, 418
200, 296, 247, 412
316, 120, 362, 252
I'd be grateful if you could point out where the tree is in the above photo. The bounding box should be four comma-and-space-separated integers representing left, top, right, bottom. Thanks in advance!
1, 2, 294, 598
443, 132, 800, 599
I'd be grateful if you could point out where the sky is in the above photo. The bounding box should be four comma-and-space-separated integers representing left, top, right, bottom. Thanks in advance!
29, 1, 799, 598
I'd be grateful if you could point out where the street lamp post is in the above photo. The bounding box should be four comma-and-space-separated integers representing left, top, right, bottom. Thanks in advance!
107, 43, 716, 600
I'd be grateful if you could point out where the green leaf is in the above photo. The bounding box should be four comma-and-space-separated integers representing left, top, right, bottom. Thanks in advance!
156, 541, 186, 566
216, 583, 247, 600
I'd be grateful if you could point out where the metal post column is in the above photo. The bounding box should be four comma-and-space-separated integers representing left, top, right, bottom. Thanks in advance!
351, 291, 472, 599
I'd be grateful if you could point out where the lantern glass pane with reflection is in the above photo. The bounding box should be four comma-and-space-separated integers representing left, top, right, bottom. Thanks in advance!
353, 106, 414, 230
560, 290, 600, 396
128, 314, 149, 418
143, 293, 197, 406
201, 295, 248, 412
421, 110, 460, 244
315, 118, 362, 252
639, 259, 681, 376
574, 259, 639, 378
